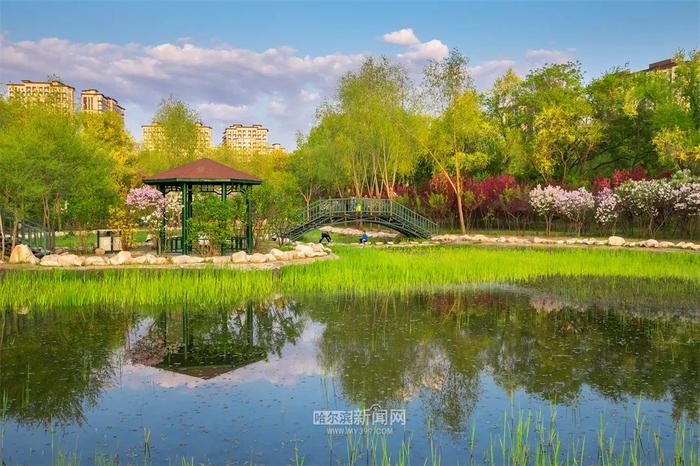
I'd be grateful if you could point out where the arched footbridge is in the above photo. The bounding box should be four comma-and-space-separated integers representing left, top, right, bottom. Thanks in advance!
285, 198, 438, 240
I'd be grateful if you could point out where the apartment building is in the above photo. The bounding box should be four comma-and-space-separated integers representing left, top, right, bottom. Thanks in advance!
196, 122, 213, 148
81, 89, 125, 119
141, 122, 212, 150
6, 80, 75, 112
645, 58, 677, 82
222, 124, 269, 151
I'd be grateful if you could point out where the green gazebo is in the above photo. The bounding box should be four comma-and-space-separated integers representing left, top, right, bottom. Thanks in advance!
144, 158, 262, 254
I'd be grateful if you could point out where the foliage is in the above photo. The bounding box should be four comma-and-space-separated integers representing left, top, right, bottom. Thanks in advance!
616, 179, 676, 234
188, 197, 237, 256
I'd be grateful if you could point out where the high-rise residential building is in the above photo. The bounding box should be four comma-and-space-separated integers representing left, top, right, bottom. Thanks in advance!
222, 124, 269, 151
6, 79, 75, 112
270, 142, 286, 153
196, 122, 212, 148
141, 122, 212, 150
141, 124, 163, 150
81, 89, 125, 119
645, 58, 677, 82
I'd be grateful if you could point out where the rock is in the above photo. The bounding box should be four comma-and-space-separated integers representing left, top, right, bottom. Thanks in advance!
84, 256, 109, 266
58, 254, 83, 267
231, 251, 249, 263
152, 257, 169, 265
691, 244, 700, 251
294, 244, 315, 257
94, 247, 106, 256
642, 239, 659, 248
556, 240, 564, 245
9, 245, 37, 264
248, 253, 268, 263
608, 236, 625, 247
532, 237, 546, 244
131, 255, 150, 264
279, 251, 296, 261
269, 248, 286, 259
39, 254, 61, 267
110, 251, 133, 265
658, 241, 675, 248
211, 255, 231, 264
595, 240, 607, 246
309, 243, 325, 253
171, 255, 204, 265
264, 253, 277, 262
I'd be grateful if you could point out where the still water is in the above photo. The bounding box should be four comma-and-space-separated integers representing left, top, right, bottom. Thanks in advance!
1, 277, 699, 465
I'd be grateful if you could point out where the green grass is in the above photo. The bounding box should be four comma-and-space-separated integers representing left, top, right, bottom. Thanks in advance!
1, 244, 699, 310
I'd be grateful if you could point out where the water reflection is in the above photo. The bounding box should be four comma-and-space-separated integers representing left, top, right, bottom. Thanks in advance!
127, 301, 305, 379
0, 276, 698, 463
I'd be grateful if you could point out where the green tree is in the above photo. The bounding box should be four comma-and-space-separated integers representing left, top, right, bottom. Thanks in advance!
515, 62, 600, 182
140, 97, 205, 172
418, 50, 498, 233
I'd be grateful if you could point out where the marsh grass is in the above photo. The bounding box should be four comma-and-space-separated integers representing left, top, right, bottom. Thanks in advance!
1, 245, 699, 310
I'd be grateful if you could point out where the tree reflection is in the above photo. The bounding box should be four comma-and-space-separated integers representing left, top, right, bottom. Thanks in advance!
306, 278, 700, 435
0, 308, 133, 427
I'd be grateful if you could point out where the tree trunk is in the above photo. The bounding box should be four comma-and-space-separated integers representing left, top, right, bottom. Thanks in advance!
0, 210, 5, 259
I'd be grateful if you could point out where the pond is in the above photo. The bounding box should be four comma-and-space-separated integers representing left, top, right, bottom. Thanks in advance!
1, 276, 699, 465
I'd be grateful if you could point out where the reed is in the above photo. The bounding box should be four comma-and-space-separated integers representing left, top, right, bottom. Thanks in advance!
1, 245, 698, 310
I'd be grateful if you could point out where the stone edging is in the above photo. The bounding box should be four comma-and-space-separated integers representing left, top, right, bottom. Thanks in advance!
430, 234, 700, 251
4, 242, 333, 268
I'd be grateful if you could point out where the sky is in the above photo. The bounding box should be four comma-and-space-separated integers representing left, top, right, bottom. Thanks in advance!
0, 1, 698, 150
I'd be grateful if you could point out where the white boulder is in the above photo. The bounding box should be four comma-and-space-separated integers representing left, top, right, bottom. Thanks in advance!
608, 236, 625, 247
58, 254, 84, 267
642, 239, 659, 248
248, 253, 269, 263
231, 251, 249, 263
110, 251, 133, 265
9, 244, 37, 264
84, 256, 110, 266
211, 255, 231, 264
269, 248, 286, 259
39, 254, 61, 267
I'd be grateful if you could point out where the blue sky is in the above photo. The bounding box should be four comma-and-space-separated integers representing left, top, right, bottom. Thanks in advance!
1, 1, 698, 149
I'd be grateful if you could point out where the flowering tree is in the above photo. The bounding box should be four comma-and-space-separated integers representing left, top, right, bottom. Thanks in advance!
594, 188, 620, 231
555, 187, 594, 236
529, 185, 565, 235
616, 179, 675, 234
126, 186, 166, 251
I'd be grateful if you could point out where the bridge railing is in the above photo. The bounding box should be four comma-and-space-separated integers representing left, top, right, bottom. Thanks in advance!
305, 198, 437, 236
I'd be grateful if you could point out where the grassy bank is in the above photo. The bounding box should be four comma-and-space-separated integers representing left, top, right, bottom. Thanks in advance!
1, 244, 699, 309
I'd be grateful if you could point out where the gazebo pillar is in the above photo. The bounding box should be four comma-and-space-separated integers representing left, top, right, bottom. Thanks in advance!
181, 182, 189, 254
245, 186, 253, 253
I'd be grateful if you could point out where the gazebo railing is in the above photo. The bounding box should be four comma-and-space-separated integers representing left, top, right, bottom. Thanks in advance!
164, 235, 248, 254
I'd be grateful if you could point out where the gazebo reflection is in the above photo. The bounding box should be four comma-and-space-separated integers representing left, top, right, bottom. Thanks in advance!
127, 302, 305, 380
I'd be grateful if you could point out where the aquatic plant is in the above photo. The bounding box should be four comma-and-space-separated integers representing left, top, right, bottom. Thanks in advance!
1, 245, 699, 310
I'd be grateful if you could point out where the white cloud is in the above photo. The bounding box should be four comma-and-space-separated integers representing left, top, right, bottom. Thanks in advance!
398, 39, 449, 61
524, 48, 572, 63
197, 102, 249, 122
383, 28, 420, 46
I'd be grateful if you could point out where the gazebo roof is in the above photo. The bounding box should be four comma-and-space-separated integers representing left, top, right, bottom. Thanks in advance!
143, 158, 262, 185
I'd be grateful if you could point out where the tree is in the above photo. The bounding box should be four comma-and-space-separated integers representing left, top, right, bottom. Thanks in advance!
416, 50, 498, 233
0, 98, 117, 251
139, 97, 205, 172
515, 62, 600, 182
